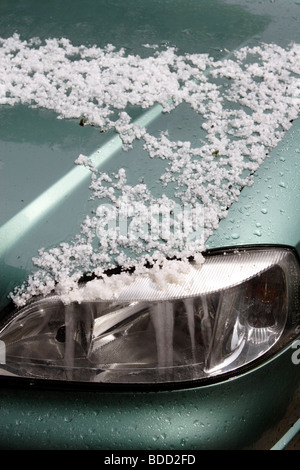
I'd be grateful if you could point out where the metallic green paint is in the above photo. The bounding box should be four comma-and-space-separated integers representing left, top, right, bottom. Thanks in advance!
0, 347, 298, 450
0, 0, 299, 451
206, 117, 300, 255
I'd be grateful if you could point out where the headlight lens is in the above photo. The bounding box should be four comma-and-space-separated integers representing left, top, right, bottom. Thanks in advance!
0, 247, 299, 385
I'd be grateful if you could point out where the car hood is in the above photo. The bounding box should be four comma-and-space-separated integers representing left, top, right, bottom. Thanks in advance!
207, 116, 300, 252
0, 0, 300, 311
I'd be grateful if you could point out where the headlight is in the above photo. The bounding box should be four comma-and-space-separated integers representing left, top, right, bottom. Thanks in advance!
0, 246, 299, 386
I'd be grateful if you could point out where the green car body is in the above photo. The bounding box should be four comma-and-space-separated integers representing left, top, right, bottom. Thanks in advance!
0, 0, 299, 450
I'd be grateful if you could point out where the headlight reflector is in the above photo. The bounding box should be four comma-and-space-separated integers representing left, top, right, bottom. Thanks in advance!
0, 247, 299, 386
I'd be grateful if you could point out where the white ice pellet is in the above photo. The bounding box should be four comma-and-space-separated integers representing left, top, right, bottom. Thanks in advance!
2, 35, 299, 305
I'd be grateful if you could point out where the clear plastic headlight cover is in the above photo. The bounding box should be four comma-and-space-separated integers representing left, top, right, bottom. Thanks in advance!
0, 246, 299, 386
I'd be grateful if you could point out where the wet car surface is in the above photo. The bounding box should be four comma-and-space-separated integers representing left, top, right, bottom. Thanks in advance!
0, 0, 299, 450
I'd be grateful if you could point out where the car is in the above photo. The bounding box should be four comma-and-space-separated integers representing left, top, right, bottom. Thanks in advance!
0, 0, 299, 450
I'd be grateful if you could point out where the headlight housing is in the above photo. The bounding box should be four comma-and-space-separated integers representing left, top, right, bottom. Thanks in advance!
0, 246, 299, 387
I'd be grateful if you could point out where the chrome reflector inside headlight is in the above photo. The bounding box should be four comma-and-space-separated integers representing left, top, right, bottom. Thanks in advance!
0, 247, 299, 385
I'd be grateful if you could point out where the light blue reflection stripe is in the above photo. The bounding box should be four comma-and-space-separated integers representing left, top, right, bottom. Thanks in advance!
271, 418, 300, 450
0, 104, 163, 258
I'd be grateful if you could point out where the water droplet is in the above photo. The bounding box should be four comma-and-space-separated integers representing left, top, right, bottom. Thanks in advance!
254, 229, 262, 237
231, 233, 240, 239
261, 208, 268, 214
279, 181, 286, 188
64, 416, 73, 423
